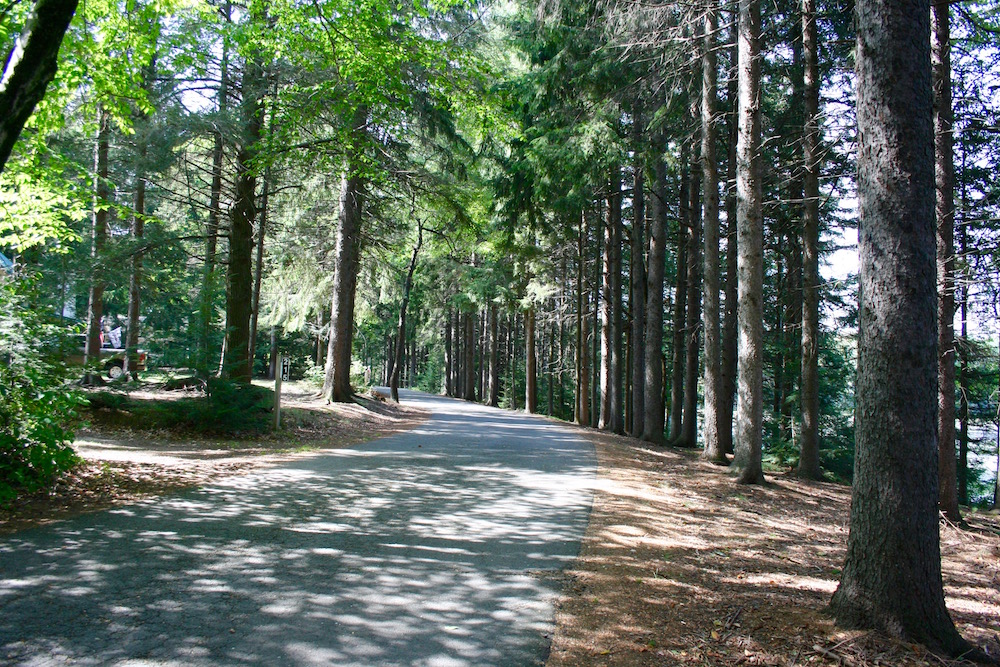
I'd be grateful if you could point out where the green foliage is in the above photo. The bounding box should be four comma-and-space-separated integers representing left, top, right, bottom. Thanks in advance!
88, 379, 273, 435
0, 280, 83, 506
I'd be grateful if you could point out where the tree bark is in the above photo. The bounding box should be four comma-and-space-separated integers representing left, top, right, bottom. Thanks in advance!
932, 0, 960, 522
668, 151, 690, 443
464, 310, 476, 402
681, 144, 702, 449
223, 56, 265, 383
733, 0, 765, 484
701, 2, 726, 463
720, 29, 740, 456
84, 108, 111, 382
642, 137, 667, 443
610, 166, 625, 434
797, 0, 822, 479
829, 2, 971, 656
630, 100, 647, 438
489, 303, 499, 406
391, 225, 422, 402
525, 305, 537, 411
577, 210, 591, 425
248, 168, 270, 379
0, 0, 79, 174
445, 308, 453, 395
323, 106, 368, 402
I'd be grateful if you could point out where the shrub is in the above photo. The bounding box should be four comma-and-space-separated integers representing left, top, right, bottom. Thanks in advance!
0, 280, 82, 506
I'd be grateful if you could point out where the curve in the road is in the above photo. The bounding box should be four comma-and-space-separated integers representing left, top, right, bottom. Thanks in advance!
0, 390, 596, 667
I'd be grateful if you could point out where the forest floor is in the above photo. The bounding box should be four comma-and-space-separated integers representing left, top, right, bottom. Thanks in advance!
3, 391, 999, 666
546, 427, 1000, 667
0, 380, 427, 535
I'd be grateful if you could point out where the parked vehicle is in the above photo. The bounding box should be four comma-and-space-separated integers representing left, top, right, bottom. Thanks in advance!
67, 334, 147, 379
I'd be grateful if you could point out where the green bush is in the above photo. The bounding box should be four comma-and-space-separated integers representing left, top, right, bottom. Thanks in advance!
0, 280, 83, 506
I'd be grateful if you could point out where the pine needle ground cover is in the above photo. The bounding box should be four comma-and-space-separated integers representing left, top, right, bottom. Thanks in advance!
547, 429, 1000, 667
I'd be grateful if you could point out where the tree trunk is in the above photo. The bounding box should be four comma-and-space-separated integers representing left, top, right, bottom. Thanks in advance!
525, 306, 537, 412
720, 29, 740, 456
733, 0, 765, 484
958, 224, 969, 505
223, 55, 265, 383
248, 169, 270, 379
829, 2, 971, 656
630, 100, 647, 438
576, 210, 590, 425
642, 137, 667, 443
391, 225, 422, 402
323, 106, 368, 402
84, 107, 110, 382
600, 193, 615, 430
668, 150, 690, 442
464, 311, 475, 402
797, 0, 822, 479
701, 3, 726, 463
445, 308, 453, 395
270, 326, 278, 380
0, 0, 79, 174
610, 166, 625, 434
933, 0, 960, 522
199, 2, 229, 377
489, 303, 499, 406
591, 212, 601, 428
681, 144, 702, 449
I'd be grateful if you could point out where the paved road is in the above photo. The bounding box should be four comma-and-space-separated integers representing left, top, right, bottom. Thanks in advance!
0, 391, 596, 667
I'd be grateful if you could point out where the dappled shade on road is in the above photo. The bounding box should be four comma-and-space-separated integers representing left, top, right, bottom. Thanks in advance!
0, 391, 596, 666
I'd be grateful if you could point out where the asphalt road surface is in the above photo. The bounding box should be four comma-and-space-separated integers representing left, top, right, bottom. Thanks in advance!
0, 390, 596, 666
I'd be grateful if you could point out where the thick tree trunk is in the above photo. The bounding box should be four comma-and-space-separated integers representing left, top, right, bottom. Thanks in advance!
933, 0, 960, 522
733, 0, 765, 484
642, 138, 667, 443
223, 57, 265, 383
0, 0, 79, 173
680, 146, 702, 448
797, 0, 822, 479
720, 30, 740, 456
630, 102, 647, 438
829, 2, 971, 656
390, 226, 422, 402
701, 3, 726, 463
668, 153, 690, 443
323, 108, 368, 402
84, 108, 110, 382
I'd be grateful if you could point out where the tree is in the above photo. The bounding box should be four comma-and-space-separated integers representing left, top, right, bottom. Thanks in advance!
797, 0, 822, 479
829, 1, 974, 657
733, 0, 765, 484
642, 137, 667, 443
391, 224, 423, 402
0, 0, 79, 173
933, 0, 961, 521
701, 1, 726, 464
